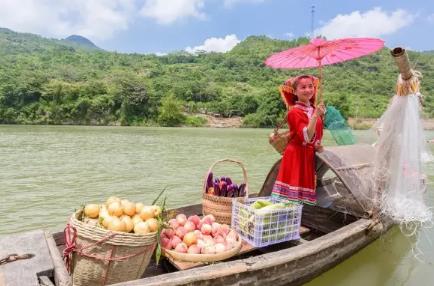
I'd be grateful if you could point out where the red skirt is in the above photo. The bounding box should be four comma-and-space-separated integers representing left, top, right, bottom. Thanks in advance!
272, 143, 316, 205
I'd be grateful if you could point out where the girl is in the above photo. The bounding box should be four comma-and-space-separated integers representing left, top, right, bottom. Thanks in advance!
272, 75, 325, 205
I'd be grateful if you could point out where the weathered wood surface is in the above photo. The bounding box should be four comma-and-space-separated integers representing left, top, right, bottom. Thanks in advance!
0, 230, 54, 286
114, 219, 390, 286
259, 153, 371, 219
39, 276, 55, 286
316, 145, 375, 213
301, 204, 356, 234
45, 232, 72, 286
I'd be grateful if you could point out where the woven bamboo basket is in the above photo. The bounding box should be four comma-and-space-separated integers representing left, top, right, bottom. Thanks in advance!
202, 159, 249, 225
269, 129, 290, 154
67, 210, 157, 286
163, 231, 242, 262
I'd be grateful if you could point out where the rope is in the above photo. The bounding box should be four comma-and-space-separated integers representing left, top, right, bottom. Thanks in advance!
0, 253, 34, 265
63, 223, 77, 273
62, 223, 152, 274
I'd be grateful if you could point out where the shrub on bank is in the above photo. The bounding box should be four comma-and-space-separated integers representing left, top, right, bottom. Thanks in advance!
157, 96, 186, 127
185, 115, 207, 127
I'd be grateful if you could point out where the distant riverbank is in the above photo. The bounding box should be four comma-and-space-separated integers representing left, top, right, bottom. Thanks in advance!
202, 115, 434, 130
348, 117, 434, 130
4, 115, 434, 130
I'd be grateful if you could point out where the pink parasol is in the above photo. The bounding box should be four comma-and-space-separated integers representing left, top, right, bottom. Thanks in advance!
265, 37, 384, 102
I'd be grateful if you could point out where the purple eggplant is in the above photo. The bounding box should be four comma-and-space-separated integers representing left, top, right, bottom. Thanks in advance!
230, 183, 238, 197
220, 181, 227, 197
239, 183, 246, 197
232, 183, 238, 193
233, 186, 239, 197
213, 179, 220, 196
226, 184, 234, 197
225, 177, 233, 186
227, 183, 234, 192
206, 172, 213, 189
227, 184, 234, 197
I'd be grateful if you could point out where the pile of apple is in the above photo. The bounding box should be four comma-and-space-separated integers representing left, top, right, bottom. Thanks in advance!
82, 196, 161, 235
161, 213, 239, 254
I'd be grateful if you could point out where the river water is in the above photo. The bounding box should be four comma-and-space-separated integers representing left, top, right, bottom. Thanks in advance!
0, 125, 432, 285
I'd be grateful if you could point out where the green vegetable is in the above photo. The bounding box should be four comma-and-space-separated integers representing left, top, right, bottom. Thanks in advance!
254, 203, 286, 215
251, 200, 273, 209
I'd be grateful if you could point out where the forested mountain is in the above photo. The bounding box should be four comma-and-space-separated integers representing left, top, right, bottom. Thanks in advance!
1, 28, 434, 127
64, 35, 101, 50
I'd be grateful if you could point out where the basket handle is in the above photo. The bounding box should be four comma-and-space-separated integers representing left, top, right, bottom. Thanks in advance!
203, 158, 249, 198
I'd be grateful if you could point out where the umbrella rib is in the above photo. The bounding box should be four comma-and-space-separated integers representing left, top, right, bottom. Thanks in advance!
329, 48, 370, 64
269, 49, 294, 68
278, 52, 305, 68
327, 51, 347, 65
271, 55, 290, 68
343, 47, 377, 60
301, 54, 316, 69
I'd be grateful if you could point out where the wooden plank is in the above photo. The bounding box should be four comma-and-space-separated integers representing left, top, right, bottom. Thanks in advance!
334, 163, 371, 171
44, 232, 73, 286
0, 230, 54, 286
301, 204, 356, 234
52, 231, 65, 246
39, 276, 55, 286
0, 271, 5, 286
297, 238, 309, 245
299, 226, 310, 235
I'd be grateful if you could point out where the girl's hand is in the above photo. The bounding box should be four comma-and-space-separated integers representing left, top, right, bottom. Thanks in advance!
315, 103, 326, 117
315, 144, 324, 153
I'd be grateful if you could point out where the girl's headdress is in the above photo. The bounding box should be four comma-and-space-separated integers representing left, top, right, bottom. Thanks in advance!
279, 75, 319, 108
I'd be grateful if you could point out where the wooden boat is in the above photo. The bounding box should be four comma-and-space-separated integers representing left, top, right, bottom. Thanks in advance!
0, 144, 393, 286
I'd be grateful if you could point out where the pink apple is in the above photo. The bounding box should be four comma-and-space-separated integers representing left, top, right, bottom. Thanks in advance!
174, 242, 188, 253
176, 214, 187, 226
187, 215, 201, 227
201, 224, 212, 235
187, 245, 201, 254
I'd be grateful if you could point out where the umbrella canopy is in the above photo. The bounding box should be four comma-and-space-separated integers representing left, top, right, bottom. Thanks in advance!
265, 37, 384, 146
265, 37, 384, 69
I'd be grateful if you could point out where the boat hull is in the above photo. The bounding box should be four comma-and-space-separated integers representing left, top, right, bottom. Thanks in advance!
113, 216, 391, 286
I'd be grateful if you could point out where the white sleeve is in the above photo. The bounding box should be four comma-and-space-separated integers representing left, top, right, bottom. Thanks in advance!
302, 127, 315, 143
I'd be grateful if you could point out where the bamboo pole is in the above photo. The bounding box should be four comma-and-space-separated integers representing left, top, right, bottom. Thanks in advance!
390, 47, 420, 97
390, 47, 413, 80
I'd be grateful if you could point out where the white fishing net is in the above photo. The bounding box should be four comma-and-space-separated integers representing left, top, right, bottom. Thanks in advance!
373, 73, 433, 226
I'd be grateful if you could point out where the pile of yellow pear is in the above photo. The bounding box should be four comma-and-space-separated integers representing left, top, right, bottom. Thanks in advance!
83, 196, 161, 235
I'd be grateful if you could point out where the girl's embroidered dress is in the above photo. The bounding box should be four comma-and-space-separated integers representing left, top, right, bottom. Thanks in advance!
272, 102, 323, 205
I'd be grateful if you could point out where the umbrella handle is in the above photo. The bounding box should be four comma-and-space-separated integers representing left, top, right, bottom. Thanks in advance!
316, 59, 323, 106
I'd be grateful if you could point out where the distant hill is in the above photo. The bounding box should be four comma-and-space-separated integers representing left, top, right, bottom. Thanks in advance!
63, 35, 101, 50
0, 27, 102, 54
0, 28, 434, 127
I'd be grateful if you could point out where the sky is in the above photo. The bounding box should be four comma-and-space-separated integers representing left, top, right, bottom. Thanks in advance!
1, 0, 434, 54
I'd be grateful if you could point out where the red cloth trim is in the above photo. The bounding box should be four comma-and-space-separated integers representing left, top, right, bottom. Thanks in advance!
272, 181, 316, 205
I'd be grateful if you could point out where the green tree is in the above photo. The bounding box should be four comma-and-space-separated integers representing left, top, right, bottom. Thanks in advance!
157, 95, 186, 126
